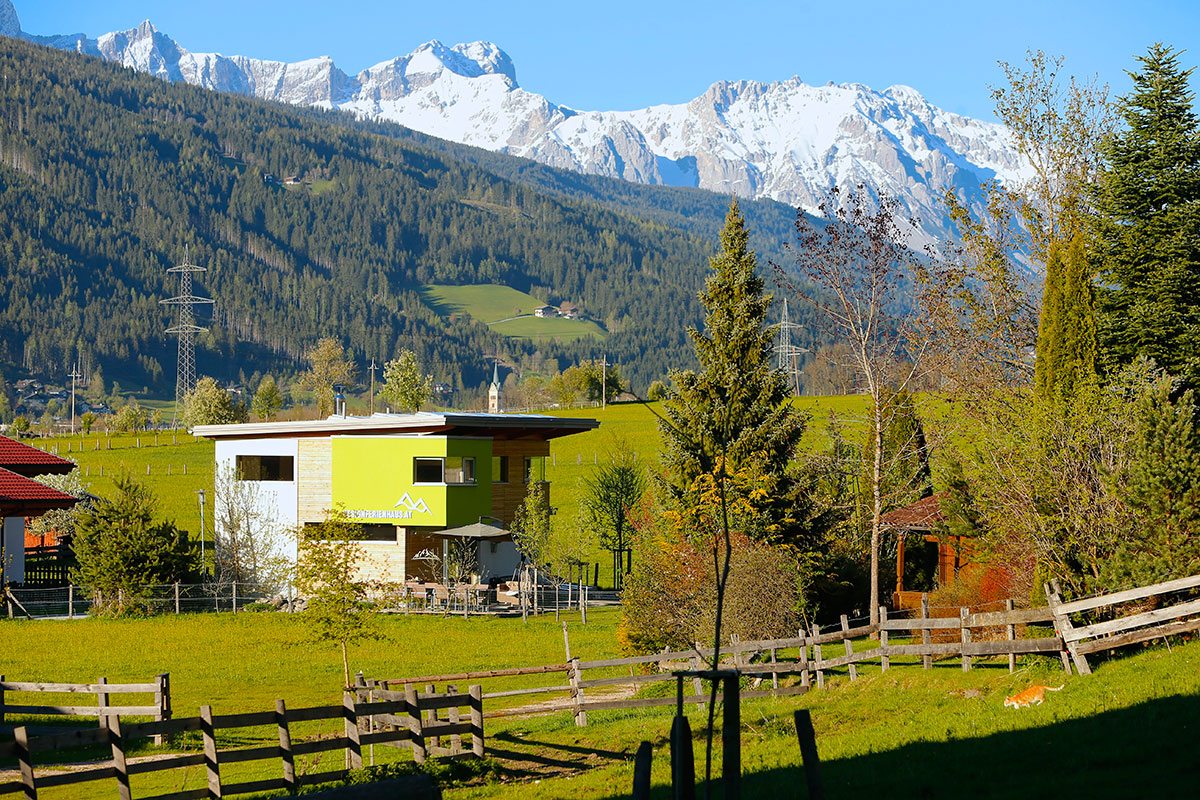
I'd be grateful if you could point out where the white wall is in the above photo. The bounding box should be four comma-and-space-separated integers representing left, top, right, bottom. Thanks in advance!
2, 516, 25, 584
213, 438, 300, 566
478, 539, 520, 581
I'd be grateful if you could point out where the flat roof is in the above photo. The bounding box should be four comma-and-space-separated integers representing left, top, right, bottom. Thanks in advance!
193, 411, 599, 441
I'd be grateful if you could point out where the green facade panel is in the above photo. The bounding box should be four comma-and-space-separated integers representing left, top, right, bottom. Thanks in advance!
331, 436, 493, 526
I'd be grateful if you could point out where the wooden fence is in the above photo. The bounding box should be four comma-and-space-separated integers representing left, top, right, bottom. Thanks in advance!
1046, 572, 1200, 674
366, 573, 1200, 726
0, 685, 483, 799
0, 675, 171, 738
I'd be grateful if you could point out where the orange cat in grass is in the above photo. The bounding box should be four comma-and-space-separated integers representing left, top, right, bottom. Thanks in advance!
1003, 684, 1064, 708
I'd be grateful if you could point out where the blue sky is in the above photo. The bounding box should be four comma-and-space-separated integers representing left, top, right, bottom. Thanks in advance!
19, 0, 1200, 120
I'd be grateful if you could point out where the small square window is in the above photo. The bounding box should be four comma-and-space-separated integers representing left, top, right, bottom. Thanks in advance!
492, 456, 509, 483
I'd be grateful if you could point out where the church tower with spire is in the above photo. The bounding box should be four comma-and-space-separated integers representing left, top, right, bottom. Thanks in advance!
488, 362, 503, 413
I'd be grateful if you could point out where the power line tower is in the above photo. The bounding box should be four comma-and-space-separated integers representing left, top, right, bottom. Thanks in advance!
67, 362, 81, 434
160, 248, 214, 425
774, 298, 807, 396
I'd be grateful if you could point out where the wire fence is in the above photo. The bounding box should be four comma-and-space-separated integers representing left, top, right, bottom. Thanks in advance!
3, 582, 279, 619
3, 582, 622, 620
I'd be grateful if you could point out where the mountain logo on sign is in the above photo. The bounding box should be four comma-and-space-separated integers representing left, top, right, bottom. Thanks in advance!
395, 493, 432, 515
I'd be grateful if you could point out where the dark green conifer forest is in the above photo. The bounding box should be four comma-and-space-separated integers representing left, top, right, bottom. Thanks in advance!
0, 36, 814, 396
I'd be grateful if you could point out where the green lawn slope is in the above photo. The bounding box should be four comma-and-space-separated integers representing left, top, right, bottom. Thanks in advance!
422, 284, 604, 342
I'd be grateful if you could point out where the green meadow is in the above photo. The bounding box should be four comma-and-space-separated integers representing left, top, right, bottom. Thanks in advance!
422, 284, 604, 341
0, 610, 1195, 798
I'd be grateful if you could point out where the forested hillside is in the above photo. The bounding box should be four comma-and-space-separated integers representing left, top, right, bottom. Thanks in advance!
0, 36, 820, 396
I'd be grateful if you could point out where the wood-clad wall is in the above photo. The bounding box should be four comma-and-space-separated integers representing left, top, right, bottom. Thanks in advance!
490, 439, 550, 525
297, 438, 332, 523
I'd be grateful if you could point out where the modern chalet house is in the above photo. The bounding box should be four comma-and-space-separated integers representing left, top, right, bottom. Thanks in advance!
193, 412, 599, 584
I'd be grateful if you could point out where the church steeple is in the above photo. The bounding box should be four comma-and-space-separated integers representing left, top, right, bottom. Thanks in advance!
488, 361, 503, 413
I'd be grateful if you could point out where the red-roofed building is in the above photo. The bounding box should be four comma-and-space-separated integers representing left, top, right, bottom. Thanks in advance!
0, 435, 75, 477
880, 492, 976, 610
0, 437, 79, 587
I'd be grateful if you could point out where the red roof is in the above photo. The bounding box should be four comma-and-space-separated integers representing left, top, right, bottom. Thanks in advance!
880, 492, 947, 531
0, 466, 79, 514
0, 435, 75, 476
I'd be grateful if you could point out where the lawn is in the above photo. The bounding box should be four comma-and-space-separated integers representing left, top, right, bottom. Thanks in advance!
29, 431, 214, 541
490, 315, 604, 342
1, 610, 1196, 799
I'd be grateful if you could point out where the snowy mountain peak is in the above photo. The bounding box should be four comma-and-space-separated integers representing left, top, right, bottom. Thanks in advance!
17, 3, 1030, 255
405, 40, 517, 84
0, 0, 21, 38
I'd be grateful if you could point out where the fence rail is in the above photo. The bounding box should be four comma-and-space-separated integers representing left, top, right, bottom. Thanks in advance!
2, 685, 482, 799
364, 572, 1200, 726
0, 674, 170, 741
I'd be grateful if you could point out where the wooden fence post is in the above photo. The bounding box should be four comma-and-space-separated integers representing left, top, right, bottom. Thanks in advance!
960, 608, 972, 672
1046, 580, 1088, 675
14, 725, 35, 800
155, 673, 171, 746
1005, 599, 1017, 673
839, 615, 857, 681
343, 691, 362, 770
669, 712, 695, 800
0, 674, 5, 727
200, 704, 221, 799
812, 625, 825, 689
232, 582, 238, 614
689, 648, 704, 706
469, 684, 485, 757
68, 585, 74, 619
722, 674, 741, 800
798, 634, 811, 689
920, 594, 932, 670
879, 607, 889, 672
109, 716, 131, 800
405, 685, 426, 763
793, 710, 824, 800
769, 647, 779, 690
447, 685, 462, 754
276, 699, 295, 792
97, 676, 109, 731
174, 582, 180, 615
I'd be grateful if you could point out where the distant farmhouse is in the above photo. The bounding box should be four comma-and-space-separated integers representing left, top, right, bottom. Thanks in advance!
533, 305, 559, 318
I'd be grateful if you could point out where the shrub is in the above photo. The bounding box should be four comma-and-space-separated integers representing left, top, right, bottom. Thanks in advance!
620, 531, 800, 654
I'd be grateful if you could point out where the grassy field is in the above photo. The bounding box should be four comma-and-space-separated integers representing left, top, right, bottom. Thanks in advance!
490, 315, 604, 342
28, 431, 213, 540
24, 396, 876, 583
422, 284, 604, 341
1, 610, 1196, 798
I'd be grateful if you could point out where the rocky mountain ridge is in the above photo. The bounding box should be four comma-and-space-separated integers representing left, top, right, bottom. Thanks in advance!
3, 0, 1030, 250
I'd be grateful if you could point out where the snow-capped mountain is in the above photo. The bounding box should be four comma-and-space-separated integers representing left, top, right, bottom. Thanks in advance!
3, 0, 1029, 248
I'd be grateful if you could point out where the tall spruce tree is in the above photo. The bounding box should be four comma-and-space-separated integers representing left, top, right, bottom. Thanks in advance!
659, 200, 809, 543
1035, 231, 1099, 398
1097, 44, 1200, 385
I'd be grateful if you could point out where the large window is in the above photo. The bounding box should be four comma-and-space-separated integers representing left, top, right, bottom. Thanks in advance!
413, 458, 443, 484
413, 456, 476, 485
492, 455, 509, 483
236, 455, 294, 481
